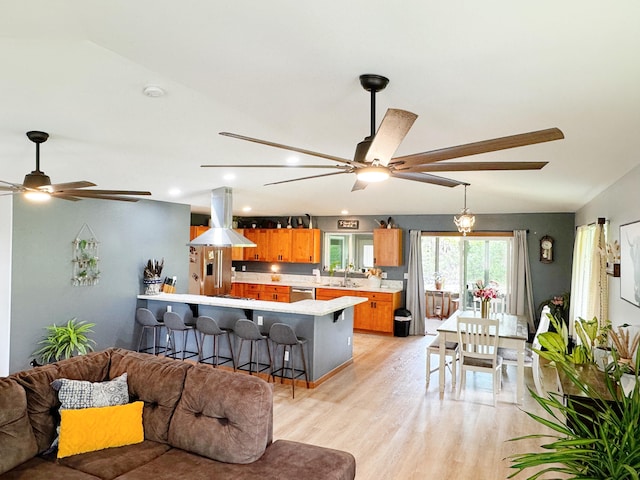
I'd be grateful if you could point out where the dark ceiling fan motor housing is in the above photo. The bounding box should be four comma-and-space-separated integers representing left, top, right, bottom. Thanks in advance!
354, 74, 390, 163
23, 131, 52, 189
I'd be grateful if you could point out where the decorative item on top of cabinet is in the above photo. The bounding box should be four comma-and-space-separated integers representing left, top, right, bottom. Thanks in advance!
373, 228, 403, 266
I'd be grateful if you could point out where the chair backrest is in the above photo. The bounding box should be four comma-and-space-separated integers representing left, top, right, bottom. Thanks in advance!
196, 316, 223, 336
234, 319, 264, 340
457, 316, 500, 363
531, 306, 552, 397
269, 323, 299, 345
136, 308, 160, 327
163, 311, 188, 331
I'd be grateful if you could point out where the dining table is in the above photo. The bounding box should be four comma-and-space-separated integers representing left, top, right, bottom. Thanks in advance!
437, 310, 529, 404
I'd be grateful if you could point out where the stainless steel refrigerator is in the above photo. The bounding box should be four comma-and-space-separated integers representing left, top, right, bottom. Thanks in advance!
188, 246, 232, 296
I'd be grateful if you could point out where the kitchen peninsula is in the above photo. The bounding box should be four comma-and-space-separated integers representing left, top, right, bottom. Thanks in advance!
137, 292, 367, 386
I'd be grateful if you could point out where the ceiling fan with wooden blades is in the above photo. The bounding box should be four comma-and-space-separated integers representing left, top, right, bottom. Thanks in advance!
0, 131, 152, 202
203, 74, 564, 191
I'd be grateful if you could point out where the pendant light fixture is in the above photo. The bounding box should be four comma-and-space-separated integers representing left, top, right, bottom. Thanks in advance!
453, 183, 475, 236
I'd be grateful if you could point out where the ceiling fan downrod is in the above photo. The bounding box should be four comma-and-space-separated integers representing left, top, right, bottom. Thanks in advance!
359, 74, 389, 137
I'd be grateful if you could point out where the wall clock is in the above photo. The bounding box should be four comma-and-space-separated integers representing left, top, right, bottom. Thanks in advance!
540, 235, 554, 263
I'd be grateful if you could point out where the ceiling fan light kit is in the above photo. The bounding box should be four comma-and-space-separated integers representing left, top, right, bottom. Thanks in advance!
355, 166, 390, 183
454, 184, 475, 236
210, 74, 564, 193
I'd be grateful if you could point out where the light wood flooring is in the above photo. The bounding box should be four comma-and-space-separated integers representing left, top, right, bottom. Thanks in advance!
271, 332, 554, 480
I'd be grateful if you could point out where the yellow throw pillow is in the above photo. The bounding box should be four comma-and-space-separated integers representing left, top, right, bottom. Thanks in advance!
57, 401, 144, 458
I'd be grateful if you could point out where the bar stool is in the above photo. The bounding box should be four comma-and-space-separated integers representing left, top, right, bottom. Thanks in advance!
163, 311, 199, 360
234, 319, 271, 376
269, 323, 309, 398
135, 308, 165, 355
196, 316, 235, 369
426, 334, 459, 390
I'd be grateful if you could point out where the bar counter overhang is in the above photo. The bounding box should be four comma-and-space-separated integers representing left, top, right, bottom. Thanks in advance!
137, 293, 367, 386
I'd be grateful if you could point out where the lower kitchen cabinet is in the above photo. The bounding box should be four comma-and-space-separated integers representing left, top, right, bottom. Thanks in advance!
235, 283, 290, 303
316, 288, 401, 334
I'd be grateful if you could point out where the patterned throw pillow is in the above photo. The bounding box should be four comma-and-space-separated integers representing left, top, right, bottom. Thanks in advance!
51, 373, 129, 409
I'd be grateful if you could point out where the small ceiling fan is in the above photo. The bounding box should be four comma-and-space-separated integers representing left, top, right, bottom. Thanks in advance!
203, 74, 564, 191
0, 131, 152, 202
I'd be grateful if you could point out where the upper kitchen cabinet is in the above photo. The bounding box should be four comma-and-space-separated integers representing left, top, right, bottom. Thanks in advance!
291, 229, 321, 263
232, 228, 245, 261
268, 229, 292, 262
240, 228, 321, 264
373, 229, 403, 266
190, 225, 209, 241
243, 228, 270, 261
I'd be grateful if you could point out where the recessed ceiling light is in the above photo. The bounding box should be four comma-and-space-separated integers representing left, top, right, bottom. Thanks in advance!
242, 206, 252, 212
143, 85, 165, 97
341, 209, 349, 215
168, 188, 181, 196
286, 156, 299, 164
223, 173, 236, 181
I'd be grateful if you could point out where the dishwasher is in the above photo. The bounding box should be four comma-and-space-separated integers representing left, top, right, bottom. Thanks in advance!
290, 287, 315, 302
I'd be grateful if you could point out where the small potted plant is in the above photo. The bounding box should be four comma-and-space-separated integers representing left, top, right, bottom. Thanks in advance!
433, 272, 444, 290
32, 318, 96, 364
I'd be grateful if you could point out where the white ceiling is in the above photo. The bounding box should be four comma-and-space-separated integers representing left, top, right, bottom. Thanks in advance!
2, 1, 640, 217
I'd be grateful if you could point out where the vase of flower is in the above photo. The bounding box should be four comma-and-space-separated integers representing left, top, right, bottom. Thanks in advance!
481, 299, 491, 319
473, 280, 498, 319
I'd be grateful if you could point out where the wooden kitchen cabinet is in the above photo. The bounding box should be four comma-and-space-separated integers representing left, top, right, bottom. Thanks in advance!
268, 229, 292, 262
316, 288, 401, 334
291, 229, 321, 263
240, 228, 321, 264
263, 284, 290, 303
373, 228, 403, 266
230, 282, 245, 297
232, 229, 245, 261
243, 229, 270, 261
242, 283, 290, 302
190, 225, 209, 241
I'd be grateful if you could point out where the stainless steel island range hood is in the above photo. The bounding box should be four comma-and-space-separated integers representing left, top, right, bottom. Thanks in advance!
188, 187, 256, 247
188, 187, 255, 296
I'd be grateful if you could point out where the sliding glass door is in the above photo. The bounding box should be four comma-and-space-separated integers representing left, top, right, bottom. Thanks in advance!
422, 234, 512, 310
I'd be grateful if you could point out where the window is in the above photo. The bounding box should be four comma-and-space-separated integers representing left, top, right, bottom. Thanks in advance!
421, 234, 512, 309
323, 232, 374, 271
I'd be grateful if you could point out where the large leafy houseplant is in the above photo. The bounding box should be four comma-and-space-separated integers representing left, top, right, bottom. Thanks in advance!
509, 342, 640, 479
32, 318, 96, 364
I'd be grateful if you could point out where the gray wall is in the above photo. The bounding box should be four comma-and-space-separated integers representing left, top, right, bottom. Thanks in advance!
10, 197, 190, 373
576, 163, 640, 327
232, 213, 576, 312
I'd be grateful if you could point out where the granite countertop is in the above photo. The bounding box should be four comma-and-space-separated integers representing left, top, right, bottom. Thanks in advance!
138, 293, 368, 316
232, 274, 403, 294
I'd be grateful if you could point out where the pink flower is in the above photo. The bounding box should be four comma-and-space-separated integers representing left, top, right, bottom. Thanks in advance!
473, 280, 498, 300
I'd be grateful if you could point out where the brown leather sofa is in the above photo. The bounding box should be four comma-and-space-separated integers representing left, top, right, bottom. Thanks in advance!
0, 348, 355, 479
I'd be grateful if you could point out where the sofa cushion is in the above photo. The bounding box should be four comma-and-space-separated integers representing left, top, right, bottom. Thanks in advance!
57, 401, 144, 459
168, 364, 273, 464
112, 440, 356, 480
0, 456, 101, 480
10, 350, 112, 453
108, 349, 190, 443
0, 378, 39, 475
52, 373, 129, 409
59, 440, 170, 480
11, 363, 61, 453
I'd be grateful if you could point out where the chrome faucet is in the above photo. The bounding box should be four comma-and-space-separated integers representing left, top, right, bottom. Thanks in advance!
343, 263, 351, 287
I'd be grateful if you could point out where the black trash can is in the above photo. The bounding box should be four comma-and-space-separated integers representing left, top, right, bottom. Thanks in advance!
393, 308, 412, 337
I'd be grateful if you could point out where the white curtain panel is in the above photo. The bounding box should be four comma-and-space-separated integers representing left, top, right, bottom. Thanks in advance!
570, 224, 597, 336
406, 230, 426, 336
509, 230, 535, 332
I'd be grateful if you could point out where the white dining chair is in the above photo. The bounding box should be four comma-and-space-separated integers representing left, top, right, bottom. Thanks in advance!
457, 316, 503, 406
426, 334, 459, 390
